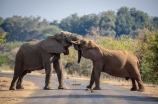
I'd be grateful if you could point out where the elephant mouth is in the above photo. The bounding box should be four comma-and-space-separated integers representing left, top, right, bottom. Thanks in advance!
66, 40, 73, 47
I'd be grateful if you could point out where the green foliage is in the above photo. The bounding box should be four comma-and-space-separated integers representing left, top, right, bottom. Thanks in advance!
0, 7, 157, 42
0, 32, 7, 43
136, 29, 158, 84
58, 7, 152, 37
96, 36, 135, 51
61, 47, 92, 76
0, 41, 22, 68
0, 16, 62, 42
28, 25, 62, 40
0, 53, 7, 65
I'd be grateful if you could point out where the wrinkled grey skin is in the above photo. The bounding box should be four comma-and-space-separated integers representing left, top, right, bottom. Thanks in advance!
72, 39, 145, 92
9, 31, 81, 90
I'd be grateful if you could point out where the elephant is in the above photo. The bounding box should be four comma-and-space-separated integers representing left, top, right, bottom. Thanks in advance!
9, 31, 81, 90
71, 39, 145, 92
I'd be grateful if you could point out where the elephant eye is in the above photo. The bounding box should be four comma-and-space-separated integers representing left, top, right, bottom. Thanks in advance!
63, 35, 66, 37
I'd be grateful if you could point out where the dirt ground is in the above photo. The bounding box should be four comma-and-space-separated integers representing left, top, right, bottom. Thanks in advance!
0, 76, 37, 104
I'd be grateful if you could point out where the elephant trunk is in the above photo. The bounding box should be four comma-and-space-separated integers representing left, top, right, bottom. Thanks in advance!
77, 50, 82, 64
71, 41, 82, 64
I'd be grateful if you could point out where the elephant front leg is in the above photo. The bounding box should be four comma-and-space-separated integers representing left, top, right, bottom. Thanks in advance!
87, 68, 94, 89
92, 61, 103, 90
44, 63, 53, 90
93, 69, 101, 90
54, 59, 66, 89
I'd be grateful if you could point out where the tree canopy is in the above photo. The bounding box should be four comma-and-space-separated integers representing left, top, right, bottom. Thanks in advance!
0, 7, 157, 42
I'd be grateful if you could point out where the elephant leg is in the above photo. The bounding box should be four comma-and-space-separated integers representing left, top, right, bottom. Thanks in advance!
9, 73, 19, 90
136, 77, 145, 92
54, 59, 66, 89
131, 79, 138, 91
131, 65, 145, 92
9, 62, 22, 90
93, 70, 101, 90
16, 71, 27, 89
43, 62, 53, 90
87, 68, 94, 89
93, 61, 103, 90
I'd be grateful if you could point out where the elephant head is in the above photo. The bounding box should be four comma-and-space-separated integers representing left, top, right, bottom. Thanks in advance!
41, 31, 81, 55
71, 39, 103, 63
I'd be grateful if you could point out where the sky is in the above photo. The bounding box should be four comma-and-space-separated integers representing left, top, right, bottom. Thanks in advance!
0, 0, 158, 22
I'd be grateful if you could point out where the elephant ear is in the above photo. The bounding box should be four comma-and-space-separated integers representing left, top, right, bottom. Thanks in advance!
88, 40, 96, 48
41, 36, 66, 54
82, 44, 103, 61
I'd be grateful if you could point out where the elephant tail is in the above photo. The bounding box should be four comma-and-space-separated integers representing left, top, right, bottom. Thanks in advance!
137, 61, 142, 74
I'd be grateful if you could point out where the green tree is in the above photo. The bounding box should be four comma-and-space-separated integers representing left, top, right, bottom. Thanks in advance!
136, 28, 158, 84
150, 17, 158, 30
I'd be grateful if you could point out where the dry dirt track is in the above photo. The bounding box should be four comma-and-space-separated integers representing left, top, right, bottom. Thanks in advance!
1, 73, 158, 104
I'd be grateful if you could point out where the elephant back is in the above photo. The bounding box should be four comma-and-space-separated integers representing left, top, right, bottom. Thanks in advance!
21, 39, 42, 54
20, 40, 43, 67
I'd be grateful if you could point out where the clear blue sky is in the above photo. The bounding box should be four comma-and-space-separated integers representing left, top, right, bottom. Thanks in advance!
0, 0, 158, 22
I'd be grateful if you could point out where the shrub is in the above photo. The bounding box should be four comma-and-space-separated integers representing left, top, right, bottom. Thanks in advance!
0, 53, 7, 65
136, 28, 158, 84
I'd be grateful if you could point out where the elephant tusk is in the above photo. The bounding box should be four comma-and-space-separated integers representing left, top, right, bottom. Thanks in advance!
71, 41, 78, 44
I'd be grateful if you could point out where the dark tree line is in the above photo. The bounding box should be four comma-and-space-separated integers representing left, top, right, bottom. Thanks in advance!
58, 7, 155, 37
0, 16, 62, 42
0, 7, 158, 42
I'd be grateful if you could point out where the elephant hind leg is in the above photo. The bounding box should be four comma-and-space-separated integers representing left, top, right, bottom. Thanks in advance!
131, 79, 138, 91
128, 64, 145, 92
9, 74, 19, 90
16, 71, 27, 89
136, 77, 145, 92
9, 60, 23, 90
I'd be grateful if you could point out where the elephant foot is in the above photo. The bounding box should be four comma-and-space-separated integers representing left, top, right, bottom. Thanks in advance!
137, 88, 145, 92
9, 87, 16, 90
93, 86, 101, 90
87, 85, 93, 90
58, 85, 66, 89
130, 87, 137, 91
43, 86, 53, 90
16, 84, 24, 89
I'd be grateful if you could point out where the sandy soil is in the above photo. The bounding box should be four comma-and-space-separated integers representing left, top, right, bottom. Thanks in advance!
0, 76, 37, 104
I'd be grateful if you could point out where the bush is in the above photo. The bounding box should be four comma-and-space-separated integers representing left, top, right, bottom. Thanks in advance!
0, 53, 7, 65
136, 28, 158, 84
0, 42, 22, 69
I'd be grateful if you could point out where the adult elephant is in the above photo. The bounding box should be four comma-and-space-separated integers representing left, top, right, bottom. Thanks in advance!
71, 39, 145, 92
9, 31, 81, 90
